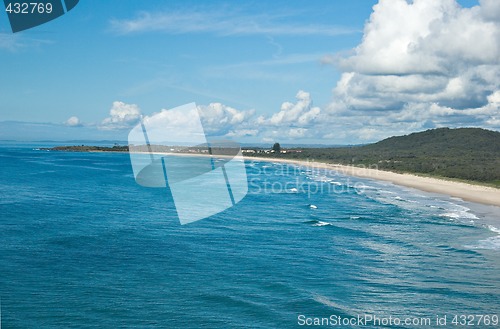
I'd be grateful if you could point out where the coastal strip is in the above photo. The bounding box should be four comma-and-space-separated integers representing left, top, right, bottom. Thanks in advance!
42, 146, 500, 207
247, 156, 500, 207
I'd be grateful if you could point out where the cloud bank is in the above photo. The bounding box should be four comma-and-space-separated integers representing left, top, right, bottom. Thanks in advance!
187, 0, 500, 143
323, 0, 500, 141
99, 101, 256, 138
96, 0, 499, 144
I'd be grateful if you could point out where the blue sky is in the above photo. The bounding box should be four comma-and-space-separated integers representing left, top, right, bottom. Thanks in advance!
1, 0, 498, 144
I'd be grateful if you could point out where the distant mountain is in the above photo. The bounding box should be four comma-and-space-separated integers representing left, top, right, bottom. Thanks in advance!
257, 128, 500, 186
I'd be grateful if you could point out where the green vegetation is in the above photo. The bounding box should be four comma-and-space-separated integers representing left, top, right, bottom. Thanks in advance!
250, 128, 500, 187
272, 142, 281, 154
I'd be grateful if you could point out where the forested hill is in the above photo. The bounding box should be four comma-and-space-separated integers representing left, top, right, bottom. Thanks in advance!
363, 127, 500, 155
268, 128, 500, 186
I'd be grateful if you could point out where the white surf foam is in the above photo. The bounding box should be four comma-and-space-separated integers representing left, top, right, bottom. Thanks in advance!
467, 236, 500, 250
465, 225, 500, 250
439, 212, 461, 220
312, 221, 331, 227
439, 208, 478, 221
488, 225, 500, 234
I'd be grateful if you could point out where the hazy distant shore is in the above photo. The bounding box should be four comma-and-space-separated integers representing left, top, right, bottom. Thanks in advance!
248, 156, 500, 207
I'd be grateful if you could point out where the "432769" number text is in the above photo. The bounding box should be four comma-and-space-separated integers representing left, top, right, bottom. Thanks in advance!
5, 2, 53, 14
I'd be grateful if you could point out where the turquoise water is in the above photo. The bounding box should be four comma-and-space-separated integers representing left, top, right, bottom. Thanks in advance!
1, 145, 499, 328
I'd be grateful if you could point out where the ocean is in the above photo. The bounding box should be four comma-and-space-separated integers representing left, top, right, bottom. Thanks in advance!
1, 144, 499, 328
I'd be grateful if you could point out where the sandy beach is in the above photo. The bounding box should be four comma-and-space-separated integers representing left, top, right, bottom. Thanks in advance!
246, 156, 500, 207
122, 149, 500, 207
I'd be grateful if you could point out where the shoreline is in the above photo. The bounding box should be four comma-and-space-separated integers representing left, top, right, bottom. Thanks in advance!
45, 147, 500, 207
247, 156, 500, 207
135, 151, 500, 207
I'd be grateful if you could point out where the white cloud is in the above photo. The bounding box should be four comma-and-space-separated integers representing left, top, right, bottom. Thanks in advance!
136, 104, 208, 145
65, 116, 82, 127
198, 103, 255, 136
109, 10, 358, 37
288, 128, 308, 138
318, 0, 500, 142
257, 90, 321, 126
100, 101, 142, 130
338, 0, 499, 75
226, 129, 259, 138
480, 0, 500, 21
244, 90, 333, 143
218, 0, 498, 144
106, 96, 322, 142
128, 102, 256, 140
101, 0, 499, 144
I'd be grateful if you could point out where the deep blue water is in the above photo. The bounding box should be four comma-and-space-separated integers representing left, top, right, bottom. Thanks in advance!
1, 145, 499, 328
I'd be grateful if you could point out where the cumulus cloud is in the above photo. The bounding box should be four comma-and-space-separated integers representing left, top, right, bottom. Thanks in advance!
247, 90, 329, 142
214, 0, 498, 144
127, 102, 256, 141
100, 101, 142, 130
135, 104, 208, 145
319, 0, 500, 142
65, 116, 82, 127
112, 96, 318, 142
101, 1, 498, 144
198, 103, 255, 136
257, 90, 321, 126
338, 0, 499, 75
